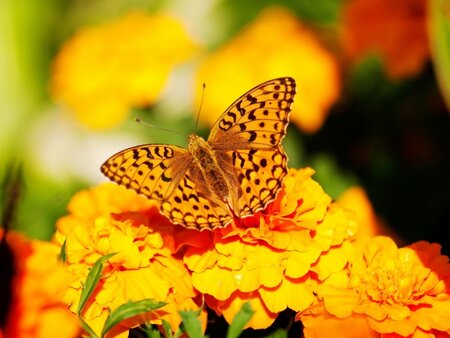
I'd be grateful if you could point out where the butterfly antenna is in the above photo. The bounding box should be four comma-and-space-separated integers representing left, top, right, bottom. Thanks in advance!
195, 83, 206, 131
135, 118, 182, 135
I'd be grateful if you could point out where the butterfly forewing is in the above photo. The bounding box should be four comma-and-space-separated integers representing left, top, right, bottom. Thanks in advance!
101, 145, 193, 201
208, 77, 295, 150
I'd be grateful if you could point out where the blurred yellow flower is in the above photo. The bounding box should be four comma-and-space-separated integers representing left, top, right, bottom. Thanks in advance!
195, 7, 340, 134
0, 230, 79, 338
182, 168, 357, 329
341, 0, 429, 79
51, 11, 198, 129
54, 183, 204, 337
298, 236, 450, 337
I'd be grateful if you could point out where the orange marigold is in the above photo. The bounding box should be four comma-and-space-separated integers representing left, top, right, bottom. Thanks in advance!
0, 230, 80, 338
51, 11, 198, 129
54, 183, 205, 337
341, 0, 429, 79
298, 236, 450, 337
195, 6, 340, 134
337, 186, 401, 242
182, 168, 357, 329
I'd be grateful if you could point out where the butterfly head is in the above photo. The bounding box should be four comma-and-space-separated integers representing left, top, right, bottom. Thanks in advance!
188, 133, 206, 148
188, 133, 213, 160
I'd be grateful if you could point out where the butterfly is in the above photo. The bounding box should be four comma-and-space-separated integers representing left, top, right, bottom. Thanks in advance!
101, 77, 296, 230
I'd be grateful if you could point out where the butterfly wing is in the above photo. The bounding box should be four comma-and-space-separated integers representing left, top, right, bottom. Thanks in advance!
207, 77, 296, 217
101, 144, 232, 230
101, 144, 193, 201
215, 147, 288, 217
159, 170, 233, 230
208, 77, 295, 150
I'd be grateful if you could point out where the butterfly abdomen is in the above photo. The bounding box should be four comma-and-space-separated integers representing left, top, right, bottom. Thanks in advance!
188, 134, 230, 203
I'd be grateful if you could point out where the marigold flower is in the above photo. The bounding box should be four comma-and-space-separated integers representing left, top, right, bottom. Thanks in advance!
182, 168, 357, 329
0, 230, 79, 338
54, 183, 205, 337
195, 6, 340, 134
51, 11, 198, 129
341, 0, 429, 79
297, 236, 450, 337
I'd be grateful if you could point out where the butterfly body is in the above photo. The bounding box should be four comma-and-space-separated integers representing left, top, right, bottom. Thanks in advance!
186, 133, 233, 207
102, 77, 296, 230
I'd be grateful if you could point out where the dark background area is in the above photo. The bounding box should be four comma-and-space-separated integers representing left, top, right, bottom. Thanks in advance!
305, 64, 450, 255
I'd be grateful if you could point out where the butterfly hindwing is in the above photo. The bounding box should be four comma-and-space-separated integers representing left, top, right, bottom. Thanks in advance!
215, 147, 288, 217
160, 171, 232, 229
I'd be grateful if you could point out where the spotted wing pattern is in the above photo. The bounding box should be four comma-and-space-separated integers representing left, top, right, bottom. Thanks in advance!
101, 77, 296, 230
160, 173, 232, 229
209, 77, 295, 217
101, 145, 233, 229
208, 77, 295, 150
101, 145, 192, 201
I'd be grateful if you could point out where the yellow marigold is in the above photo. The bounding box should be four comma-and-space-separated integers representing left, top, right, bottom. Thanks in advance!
182, 168, 357, 329
195, 6, 340, 134
0, 230, 80, 338
54, 183, 205, 337
298, 236, 450, 337
341, 0, 429, 79
51, 11, 198, 129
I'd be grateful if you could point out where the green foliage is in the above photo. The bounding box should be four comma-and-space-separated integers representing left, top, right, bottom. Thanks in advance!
101, 300, 166, 337
79, 319, 99, 338
264, 329, 288, 338
429, 0, 450, 112
226, 302, 255, 338
179, 310, 206, 338
310, 153, 358, 199
77, 253, 116, 316
58, 239, 67, 262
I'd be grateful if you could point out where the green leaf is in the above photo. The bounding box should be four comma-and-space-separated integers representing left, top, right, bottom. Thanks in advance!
139, 322, 164, 338
429, 0, 450, 112
147, 328, 164, 338
226, 302, 254, 338
310, 153, 359, 199
101, 299, 166, 338
58, 239, 67, 263
161, 319, 174, 338
77, 252, 116, 316
264, 329, 288, 338
179, 310, 205, 338
79, 317, 99, 338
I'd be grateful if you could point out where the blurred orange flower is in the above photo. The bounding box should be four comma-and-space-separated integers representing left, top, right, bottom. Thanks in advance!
182, 168, 357, 329
54, 183, 205, 337
195, 6, 340, 134
51, 11, 198, 129
298, 236, 450, 337
341, 0, 429, 79
0, 230, 79, 338
337, 186, 401, 242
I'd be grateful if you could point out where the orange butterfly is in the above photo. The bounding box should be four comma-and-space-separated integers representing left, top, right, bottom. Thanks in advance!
101, 77, 296, 230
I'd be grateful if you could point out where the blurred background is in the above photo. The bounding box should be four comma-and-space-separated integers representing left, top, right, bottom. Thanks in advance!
1, 0, 449, 252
